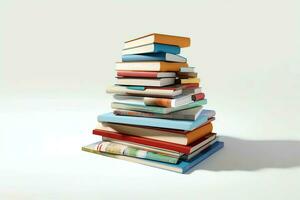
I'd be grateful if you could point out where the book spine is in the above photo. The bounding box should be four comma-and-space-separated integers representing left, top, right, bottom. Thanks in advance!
93, 129, 192, 154
117, 71, 158, 78
192, 93, 205, 101
154, 44, 180, 54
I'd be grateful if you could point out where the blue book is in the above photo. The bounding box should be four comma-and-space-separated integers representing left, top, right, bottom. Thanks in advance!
97, 112, 208, 131
122, 43, 180, 55
122, 52, 186, 62
82, 141, 224, 173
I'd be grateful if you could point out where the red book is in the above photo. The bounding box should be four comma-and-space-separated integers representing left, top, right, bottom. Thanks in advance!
192, 93, 205, 101
93, 129, 216, 154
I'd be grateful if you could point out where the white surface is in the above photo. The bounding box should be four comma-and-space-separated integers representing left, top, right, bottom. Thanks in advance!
1, 0, 300, 199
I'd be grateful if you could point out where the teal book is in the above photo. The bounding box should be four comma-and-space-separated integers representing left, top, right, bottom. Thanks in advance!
111, 99, 207, 114
97, 112, 208, 131
82, 141, 224, 173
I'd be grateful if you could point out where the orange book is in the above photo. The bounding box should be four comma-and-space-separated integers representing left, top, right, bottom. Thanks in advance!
185, 123, 213, 144
116, 61, 188, 72
124, 33, 191, 49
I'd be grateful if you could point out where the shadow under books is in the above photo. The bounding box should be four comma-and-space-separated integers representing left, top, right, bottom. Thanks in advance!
189, 136, 300, 172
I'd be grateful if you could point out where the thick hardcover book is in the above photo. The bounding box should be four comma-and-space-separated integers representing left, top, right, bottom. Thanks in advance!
82, 141, 224, 173
113, 107, 215, 121
116, 77, 175, 87
98, 111, 208, 131
92, 129, 217, 154
124, 33, 191, 49
122, 43, 180, 55
115, 61, 188, 72
122, 52, 186, 63
97, 121, 213, 145
111, 99, 207, 114
117, 71, 176, 78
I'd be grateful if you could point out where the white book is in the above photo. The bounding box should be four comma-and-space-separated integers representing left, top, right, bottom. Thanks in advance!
116, 77, 175, 87
122, 44, 160, 55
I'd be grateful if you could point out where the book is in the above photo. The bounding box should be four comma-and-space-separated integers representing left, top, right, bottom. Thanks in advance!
93, 141, 179, 164
113, 107, 215, 121
106, 85, 183, 98
180, 67, 195, 72
122, 53, 187, 63
113, 88, 202, 108
111, 99, 207, 114
124, 33, 191, 49
92, 129, 217, 154
192, 93, 205, 101
181, 140, 216, 161
177, 72, 198, 78
115, 61, 188, 72
97, 111, 209, 131
82, 141, 224, 173
181, 78, 200, 84
117, 71, 176, 78
116, 77, 175, 87
97, 121, 213, 145
103, 137, 182, 157
122, 43, 180, 55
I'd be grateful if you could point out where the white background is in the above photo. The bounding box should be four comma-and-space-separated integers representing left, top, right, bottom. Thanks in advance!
1, 0, 300, 199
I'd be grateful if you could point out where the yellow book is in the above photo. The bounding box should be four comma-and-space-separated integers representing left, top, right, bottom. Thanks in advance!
181, 78, 200, 84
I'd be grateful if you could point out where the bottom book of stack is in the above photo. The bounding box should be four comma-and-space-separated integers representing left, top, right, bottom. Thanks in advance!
82, 136, 224, 173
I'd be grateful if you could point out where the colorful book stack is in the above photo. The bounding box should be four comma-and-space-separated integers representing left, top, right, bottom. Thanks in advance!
82, 33, 224, 173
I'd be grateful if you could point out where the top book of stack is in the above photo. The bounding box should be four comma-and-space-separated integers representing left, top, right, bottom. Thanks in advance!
119, 33, 190, 72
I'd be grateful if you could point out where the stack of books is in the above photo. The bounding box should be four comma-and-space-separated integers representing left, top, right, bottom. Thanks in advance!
82, 33, 224, 173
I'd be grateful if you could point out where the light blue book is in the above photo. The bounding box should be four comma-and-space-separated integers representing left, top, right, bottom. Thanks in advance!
82, 141, 224, 173
97, 112, 209, 131
122, 52, 186, 62
122, 43, 180, 55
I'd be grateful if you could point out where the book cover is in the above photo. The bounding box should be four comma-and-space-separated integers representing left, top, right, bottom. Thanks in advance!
122, 52, 186, 63
111, 99, 207, 114
98, 111, 209, 131
82, 141, 224, 173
